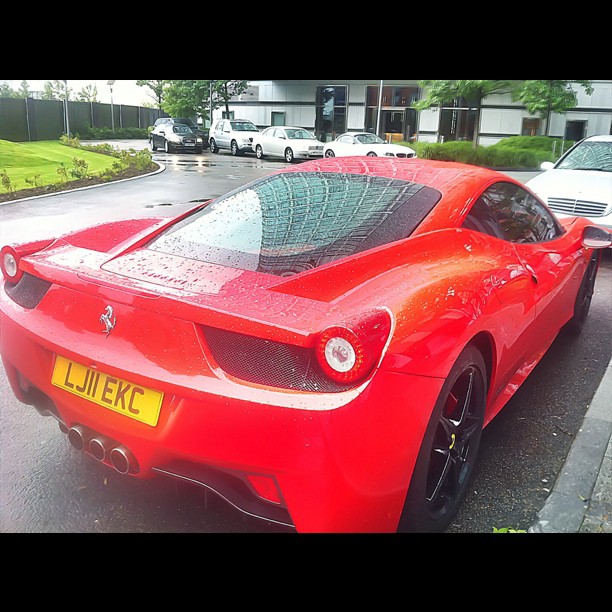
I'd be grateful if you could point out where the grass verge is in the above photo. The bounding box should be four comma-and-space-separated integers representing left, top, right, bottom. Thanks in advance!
0, 139, 157, 203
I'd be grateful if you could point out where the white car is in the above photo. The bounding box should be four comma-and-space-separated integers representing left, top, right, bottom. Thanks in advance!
209, 119, 260, 156
252, 127, 324, 163
324, 132, 416, 159
526, 134, 612, 231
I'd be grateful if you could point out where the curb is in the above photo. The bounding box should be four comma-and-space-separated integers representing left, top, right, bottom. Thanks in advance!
529, 357, 612, 533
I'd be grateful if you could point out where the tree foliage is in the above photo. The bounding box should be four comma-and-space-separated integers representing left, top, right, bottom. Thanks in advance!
76, 84, 99, 103
160, 80, 250, 121
136, 80, 171, 109
42, 80, 71, 101
415, 79, 594, 143
414, 80, 516, 110
210, 80, 249, 115
513, 80, 594, 135
163, 80, 211, 119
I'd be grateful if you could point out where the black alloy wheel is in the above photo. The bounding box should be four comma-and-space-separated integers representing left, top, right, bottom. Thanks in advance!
566, 251, 600, 334
398, 344, 487, 532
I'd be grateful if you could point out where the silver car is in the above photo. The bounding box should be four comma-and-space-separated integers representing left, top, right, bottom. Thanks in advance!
209, 119, 260, 156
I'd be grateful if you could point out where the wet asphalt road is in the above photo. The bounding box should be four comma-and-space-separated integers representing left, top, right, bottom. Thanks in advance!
1, 143, 610, 533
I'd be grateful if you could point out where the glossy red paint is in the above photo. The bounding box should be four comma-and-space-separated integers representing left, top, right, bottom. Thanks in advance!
0, 158, 607, 532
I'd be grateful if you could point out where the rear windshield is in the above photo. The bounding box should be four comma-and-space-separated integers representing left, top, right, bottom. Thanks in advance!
148, 172, 441, 276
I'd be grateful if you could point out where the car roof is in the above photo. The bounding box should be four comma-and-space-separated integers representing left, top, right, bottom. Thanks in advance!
279, 157, 501, 191
582, 134, 612, 142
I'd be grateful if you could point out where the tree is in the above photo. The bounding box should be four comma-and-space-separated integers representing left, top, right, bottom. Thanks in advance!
513, 80, 594, 135
210, 80, 249, 116
0, 81, 16, 97
163, 80, 211, 119
414, 80, 516, 147
17, 80, 31, 98
42, 80, 71, 101
136, 80, 171, 109
76, 84, 99, 103
160, 80, 250, 123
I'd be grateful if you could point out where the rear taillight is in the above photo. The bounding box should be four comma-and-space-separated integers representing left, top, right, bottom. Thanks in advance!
315, 309, 392, 385
1, 246, 21, 283
1, 240, 54, 284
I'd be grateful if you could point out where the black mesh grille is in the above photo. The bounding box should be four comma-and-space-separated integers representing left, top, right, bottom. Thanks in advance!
202, 326, 353, 393
4, 273, 51, 309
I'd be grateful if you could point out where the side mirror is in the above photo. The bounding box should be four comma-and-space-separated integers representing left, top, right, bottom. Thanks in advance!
540, 161, 554, 171
582, 225, 612, 249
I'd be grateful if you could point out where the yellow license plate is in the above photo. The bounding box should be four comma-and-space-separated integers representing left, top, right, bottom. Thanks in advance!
51, 355, 164, 427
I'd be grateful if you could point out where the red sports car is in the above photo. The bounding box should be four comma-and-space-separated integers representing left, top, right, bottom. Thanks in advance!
1, 158, 610, 533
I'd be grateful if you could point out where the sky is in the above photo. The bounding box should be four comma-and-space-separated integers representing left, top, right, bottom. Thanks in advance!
8, 80, 149, 106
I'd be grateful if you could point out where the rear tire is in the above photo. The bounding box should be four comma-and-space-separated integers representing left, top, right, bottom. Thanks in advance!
398, 344, 487, 533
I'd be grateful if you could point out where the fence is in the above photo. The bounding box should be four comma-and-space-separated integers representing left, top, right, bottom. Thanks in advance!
0, 97, 166, 142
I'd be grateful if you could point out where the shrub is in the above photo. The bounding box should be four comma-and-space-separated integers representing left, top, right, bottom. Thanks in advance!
405, 136, 569, 169
75, 127, 150, 140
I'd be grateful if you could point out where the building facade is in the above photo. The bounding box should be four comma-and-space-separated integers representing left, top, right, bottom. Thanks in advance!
212, 80, 612, 145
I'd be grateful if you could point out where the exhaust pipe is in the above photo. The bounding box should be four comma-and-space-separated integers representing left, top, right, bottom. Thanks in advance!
110, 446, 136, 475
89, 436, 112, 462
67, 425, 87, 451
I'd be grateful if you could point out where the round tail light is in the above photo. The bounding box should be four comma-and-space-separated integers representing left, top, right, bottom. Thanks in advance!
1, 247, 21, 283
315, 309, 392, 385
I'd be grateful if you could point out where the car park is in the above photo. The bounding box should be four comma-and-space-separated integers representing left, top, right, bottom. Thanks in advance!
251, 127, 324, 162
324, 132, 417, 158
526, 134, 612, 231
209, 119, 259, 156
150, 123, 204, 154
1, 157, 610, 533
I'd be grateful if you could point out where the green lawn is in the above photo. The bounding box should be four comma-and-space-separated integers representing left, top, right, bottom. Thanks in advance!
0, 140, 119, 192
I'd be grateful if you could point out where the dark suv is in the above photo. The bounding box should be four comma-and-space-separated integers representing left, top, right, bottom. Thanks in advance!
151, 118, 209, 149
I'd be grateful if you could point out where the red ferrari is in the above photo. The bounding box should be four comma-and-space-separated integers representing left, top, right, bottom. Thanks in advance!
1, 157, 610, 533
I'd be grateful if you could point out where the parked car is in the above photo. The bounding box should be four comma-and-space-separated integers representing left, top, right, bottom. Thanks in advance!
209, 119, 259, 155
324, 132, 416, 159
526, 134, 612, 231
2, 158, 610, 533
151, 118, 209, 148
150, 123, 204, 154
252, 127, 324, 162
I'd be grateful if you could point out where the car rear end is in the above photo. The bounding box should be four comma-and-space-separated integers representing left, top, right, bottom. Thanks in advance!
0, 160, 451, 532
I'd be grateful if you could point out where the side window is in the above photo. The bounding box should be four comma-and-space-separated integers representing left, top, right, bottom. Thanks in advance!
463, 182, 564, 244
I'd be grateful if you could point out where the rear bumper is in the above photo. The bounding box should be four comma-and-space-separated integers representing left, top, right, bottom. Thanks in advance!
0, 286, 443, 532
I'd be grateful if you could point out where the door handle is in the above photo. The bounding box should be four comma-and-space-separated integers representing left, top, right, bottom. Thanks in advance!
525, 264, 538, 284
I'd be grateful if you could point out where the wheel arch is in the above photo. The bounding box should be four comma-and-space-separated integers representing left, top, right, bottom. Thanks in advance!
468, 331, 495, 395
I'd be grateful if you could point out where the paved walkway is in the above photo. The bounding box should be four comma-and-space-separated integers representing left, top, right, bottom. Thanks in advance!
530, 358, 612, 533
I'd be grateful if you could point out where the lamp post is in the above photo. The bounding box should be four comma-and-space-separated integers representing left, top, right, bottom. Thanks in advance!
376, 79, 385, 138
107, 80, 115, 131
63, 80, 70, 137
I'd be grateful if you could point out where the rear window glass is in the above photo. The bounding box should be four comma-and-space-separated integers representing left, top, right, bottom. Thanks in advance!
148, 172, 441, 276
